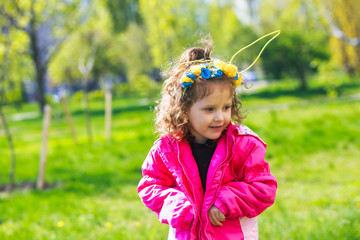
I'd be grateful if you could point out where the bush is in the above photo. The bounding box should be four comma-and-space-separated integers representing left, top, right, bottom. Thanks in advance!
314, 62, 348, 97
129, 74, 160, 99
88, 90, 105, 101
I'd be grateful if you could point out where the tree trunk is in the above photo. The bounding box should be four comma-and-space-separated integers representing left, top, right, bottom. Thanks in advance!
0, 32, 16, 192
297, 67, 308, 91
35, 68, 47, 115
299, 75, 307, 91
0, 105, 16, 192
29, 20, 47, 115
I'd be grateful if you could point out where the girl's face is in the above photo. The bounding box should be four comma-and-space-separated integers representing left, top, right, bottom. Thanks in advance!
188, 82, 232, 143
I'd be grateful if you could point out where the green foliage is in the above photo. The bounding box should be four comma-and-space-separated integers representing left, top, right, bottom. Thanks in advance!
70, 90, 84, 104
105, 0, 142, 33
314, 62, 348, 97
45, 94, 55, 106
1, 81, 23, 104
261, 30, 329, 88
259, 0, 332, 89
129, 74, 160, 98
113, 83, 131, 97
139, 0, 203, 68
0, 28, 33, 85
49, 1, 123, 84
1, 0, 92, 112
1, 0, 358, 104
118, 23, 154, 83
208, 4, 258, 62
88, 89, 105, 101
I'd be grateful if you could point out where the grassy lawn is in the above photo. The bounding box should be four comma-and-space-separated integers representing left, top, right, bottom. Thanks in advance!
1, 83, 360, 239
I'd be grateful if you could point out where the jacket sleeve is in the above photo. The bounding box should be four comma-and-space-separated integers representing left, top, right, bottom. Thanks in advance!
214, 137, 277, 219
137, 146, 194, 229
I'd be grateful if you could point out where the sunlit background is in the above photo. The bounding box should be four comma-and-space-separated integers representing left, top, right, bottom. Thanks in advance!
0, 0, 359, 239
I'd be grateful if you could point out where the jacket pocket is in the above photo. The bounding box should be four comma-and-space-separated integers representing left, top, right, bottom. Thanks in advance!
212, 217, 243, 240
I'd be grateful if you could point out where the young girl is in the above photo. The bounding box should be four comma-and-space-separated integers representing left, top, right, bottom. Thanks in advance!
138, 31, 279, 240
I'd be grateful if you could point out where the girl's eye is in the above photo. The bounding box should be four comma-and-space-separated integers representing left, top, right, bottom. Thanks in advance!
224, 105, 231, 110
205, 108, 214, 111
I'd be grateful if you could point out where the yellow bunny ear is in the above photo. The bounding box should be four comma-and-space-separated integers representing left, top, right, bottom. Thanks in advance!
230, 30, 280, 74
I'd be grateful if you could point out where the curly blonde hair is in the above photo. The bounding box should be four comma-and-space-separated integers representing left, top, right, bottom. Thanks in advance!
155, 39, 245, 141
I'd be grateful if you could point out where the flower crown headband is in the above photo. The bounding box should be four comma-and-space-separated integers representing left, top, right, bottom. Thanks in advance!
179, 30, 280, 90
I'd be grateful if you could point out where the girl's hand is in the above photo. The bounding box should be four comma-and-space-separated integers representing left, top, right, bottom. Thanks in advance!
208, 205, 225, 226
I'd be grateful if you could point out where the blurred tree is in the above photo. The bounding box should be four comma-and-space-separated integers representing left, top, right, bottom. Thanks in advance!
49, 1, 122, 87
139, 0, 268, 80
50, 0, 152, 86
139, 0, 203, 68
208, 1, 258, 67
259, 0, 329, 89
318, 0, 360, 77
0, 16, 33, 105
118, 23, 154, 88
0, 22, 16, 191
105, 0, 142, 33
261, 30, 329, 90
0, 0, 88, 113
105, 0, 156, 90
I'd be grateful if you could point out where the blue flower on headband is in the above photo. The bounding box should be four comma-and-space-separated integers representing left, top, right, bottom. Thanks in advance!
201, 68, 211, 79
181, 82, 194, 88
214, 69, 223, 78
233, 73, 238, 80
185, 72, 197, 80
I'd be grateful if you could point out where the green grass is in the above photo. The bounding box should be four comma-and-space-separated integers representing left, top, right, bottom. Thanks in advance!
1, 85, 360, 239
243, 100, 360, 239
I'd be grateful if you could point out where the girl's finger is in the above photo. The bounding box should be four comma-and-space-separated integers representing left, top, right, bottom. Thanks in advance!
217, 210, 225, 221
209, 211, 221, 226
209, 214, 215, 226
209, 212, 215, 225
210, 211, 216, 224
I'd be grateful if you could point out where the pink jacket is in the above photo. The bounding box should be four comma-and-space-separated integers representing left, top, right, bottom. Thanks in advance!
138, 123, 277, 240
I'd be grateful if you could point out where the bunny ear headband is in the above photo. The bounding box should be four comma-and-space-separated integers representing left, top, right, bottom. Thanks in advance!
179, 30, 280, 90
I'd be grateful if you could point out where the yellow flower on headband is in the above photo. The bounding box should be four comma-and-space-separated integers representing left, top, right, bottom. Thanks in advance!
214, 59, 238, 78
233, 75, 243, 88
189, 64, 203, 76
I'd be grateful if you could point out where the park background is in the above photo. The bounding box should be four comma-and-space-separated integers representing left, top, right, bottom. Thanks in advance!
0, 0, 359, 239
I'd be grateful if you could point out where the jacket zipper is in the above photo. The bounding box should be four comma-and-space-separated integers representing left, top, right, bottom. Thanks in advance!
177, 145, 200, 238
204, 137, 231, 240
203, 161, 229, 239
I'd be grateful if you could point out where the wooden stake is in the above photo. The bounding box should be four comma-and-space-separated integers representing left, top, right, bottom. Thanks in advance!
83, 87, 92, 143
61, 96, 77, 143
37, 104, 51, 189
105, 91, 112, 141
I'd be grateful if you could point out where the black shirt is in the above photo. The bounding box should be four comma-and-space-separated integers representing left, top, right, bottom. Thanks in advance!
190, 139, 217, 192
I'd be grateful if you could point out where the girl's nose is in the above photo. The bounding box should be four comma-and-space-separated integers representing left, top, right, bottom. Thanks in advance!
214, 111, 224, 122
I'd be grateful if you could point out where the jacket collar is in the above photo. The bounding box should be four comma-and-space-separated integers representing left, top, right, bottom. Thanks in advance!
226, 122, 267, 147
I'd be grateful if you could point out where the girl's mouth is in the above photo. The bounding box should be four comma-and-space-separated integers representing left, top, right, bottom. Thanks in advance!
210, 125, 222, 129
